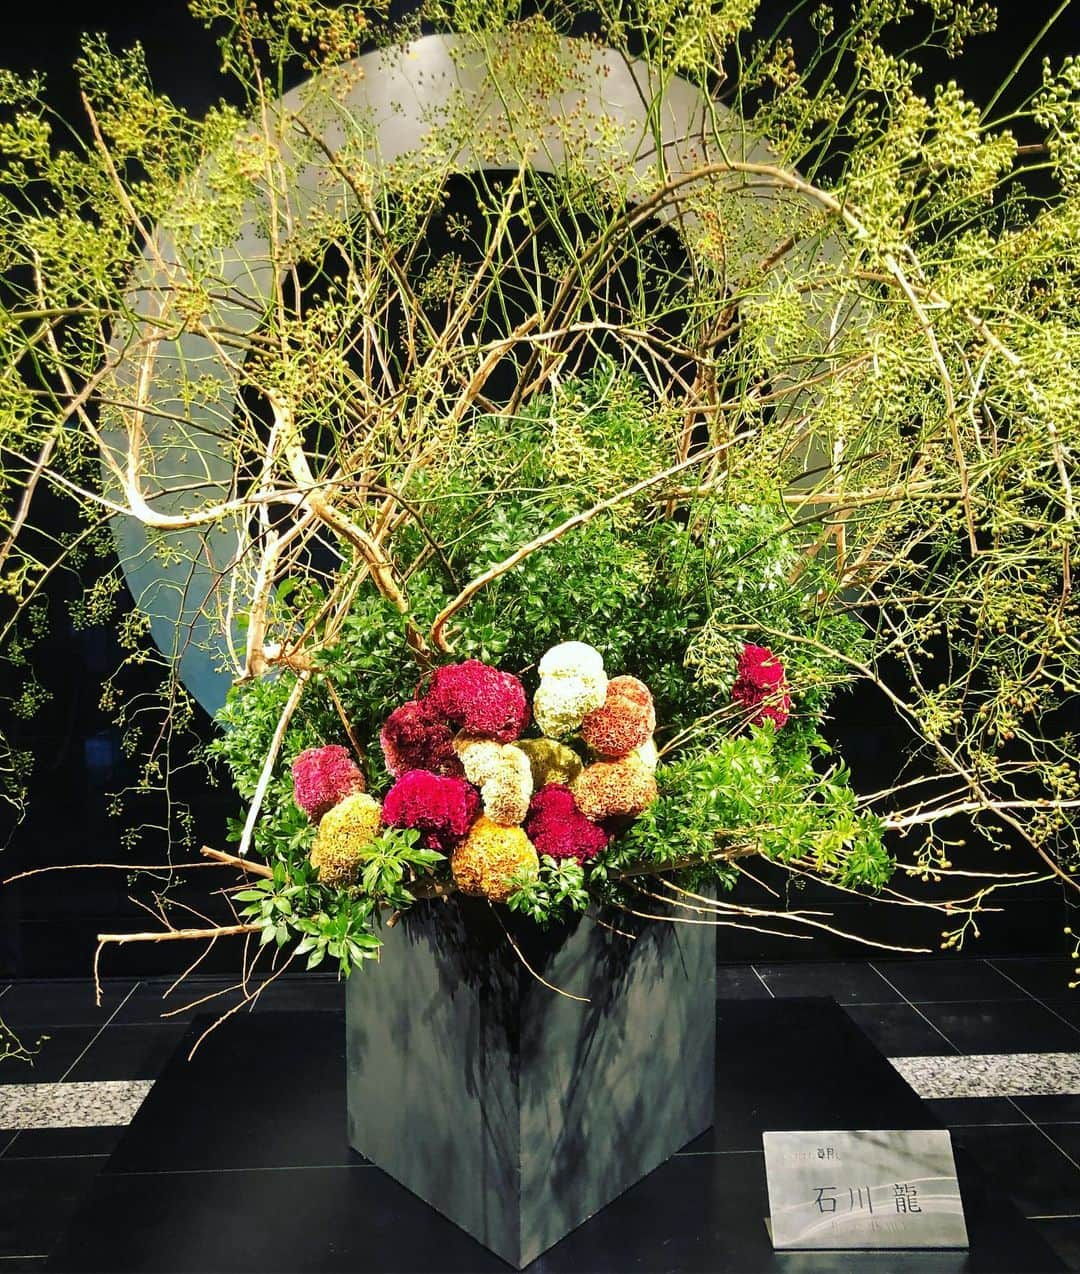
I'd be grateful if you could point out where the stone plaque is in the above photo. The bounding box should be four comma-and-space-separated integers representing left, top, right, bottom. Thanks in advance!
764, 1129, 969, 1250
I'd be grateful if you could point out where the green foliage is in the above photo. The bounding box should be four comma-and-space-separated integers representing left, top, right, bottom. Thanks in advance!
232, 826, 443, 974
603, 728, 891, 890
3, 0, 1078, 971
506, 855, 590, 924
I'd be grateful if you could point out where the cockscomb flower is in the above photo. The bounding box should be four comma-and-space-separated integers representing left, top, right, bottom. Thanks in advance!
380, 701, 462, 779
292, 745, 365, 822
382, 769, 480, 852
451, 816, 539, 903
516, 737, 583, 788
310, 792, 382, 886
481, 746, 533, 827
581, 676, 655, 758
731, 643, 791, 729
533, 676, 606, 738
453, 735, 507, 787
538, 641, 606, 683
456, 736, 533, 826
424, 659, 528, 742
606, 676, 656, 732
524, 783, 609, 863
633, 737, 659, 772
573, 754, 658, 822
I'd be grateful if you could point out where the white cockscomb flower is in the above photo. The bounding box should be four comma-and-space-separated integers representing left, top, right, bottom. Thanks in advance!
533, 676, 606, 738
538, 641, 606, 683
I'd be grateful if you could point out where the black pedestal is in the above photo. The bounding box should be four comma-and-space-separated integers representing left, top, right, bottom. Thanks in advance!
44, 998, 1066, 1272
345, 898, 716, 1268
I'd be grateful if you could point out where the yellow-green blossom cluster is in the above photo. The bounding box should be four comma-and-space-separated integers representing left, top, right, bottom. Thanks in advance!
516, 736, 583, 787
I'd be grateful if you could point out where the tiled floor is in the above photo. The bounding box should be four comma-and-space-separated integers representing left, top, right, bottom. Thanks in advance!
1, 958, 1079, 1270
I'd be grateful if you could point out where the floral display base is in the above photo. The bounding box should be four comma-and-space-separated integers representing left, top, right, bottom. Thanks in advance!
345, 896, 716, 1268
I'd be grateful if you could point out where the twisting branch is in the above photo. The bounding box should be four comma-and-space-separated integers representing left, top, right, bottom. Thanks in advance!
430, 431, 756, 650
238, 670, 309, 856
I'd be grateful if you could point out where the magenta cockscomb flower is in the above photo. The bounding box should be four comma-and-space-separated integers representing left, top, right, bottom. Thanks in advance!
731, 643, 790, 729
291, 745, 366, 822
381, 769, 480, 852
524, 783, 609, 864
380, 701, 463, 779
423, 659, 528, 742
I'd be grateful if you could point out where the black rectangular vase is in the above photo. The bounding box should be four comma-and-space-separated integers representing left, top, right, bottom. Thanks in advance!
345, 895, 716, 1269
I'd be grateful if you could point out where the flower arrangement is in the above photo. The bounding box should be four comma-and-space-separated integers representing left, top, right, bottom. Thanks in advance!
293, 643, 666, 906
0, 0, 1077, 1023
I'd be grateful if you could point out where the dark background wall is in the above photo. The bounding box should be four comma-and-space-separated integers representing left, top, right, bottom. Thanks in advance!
1, 1, 1076, 977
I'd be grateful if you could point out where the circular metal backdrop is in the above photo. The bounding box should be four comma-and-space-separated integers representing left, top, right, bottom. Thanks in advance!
103, 33, 855, 715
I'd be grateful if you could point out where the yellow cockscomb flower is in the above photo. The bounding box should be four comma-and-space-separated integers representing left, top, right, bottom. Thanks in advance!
451, 815, 539, 902
310, 792, 383, 886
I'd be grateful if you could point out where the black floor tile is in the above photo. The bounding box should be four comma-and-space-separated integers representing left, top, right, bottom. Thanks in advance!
755, 960, 899, 1003
0, 1259, 48, 1271
1039, 1125, 1080, 1175
0, 1027, 97, 1085
238, 975, 346, 1014
105, 1011, 357, 1173
918, 1000, 1080, 1054
0, 981, 135, 1028
112, 974, 345, 1024
873, 959, 1025, 1004
0, 1155, 103, 1259
110, 978, 239, 1025
951, 1124, 1080, 1218
63, 1024, 186, 1082
1047, 1000, 1080, 1031
1016, 1096, 1080, 1125
714, 965, 771, 1000
46, 1146, 1064, 1274
1034, 1217, 1080, 1271
0, 1126, 125, 1158
924, 1097, 1027, 1127
990, 958, 1078, 1001
842, 1002, 954, 1056
42, 1001, 1067, 1273
708, 998, 945, 1151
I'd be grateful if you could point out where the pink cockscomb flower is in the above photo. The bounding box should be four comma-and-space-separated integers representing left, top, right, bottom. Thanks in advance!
381, 769, 480, 852
380, 701, 463, 779
423, 659, 528, 742
731, 643, 791, 729
524, 783, 609, 864
292, 745, 366, 822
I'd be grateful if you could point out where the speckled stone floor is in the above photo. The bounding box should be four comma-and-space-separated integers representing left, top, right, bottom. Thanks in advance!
2, 958, 1080, 1270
